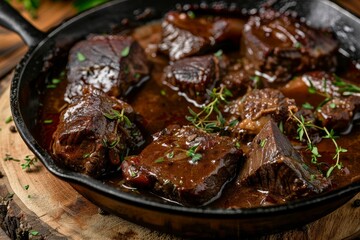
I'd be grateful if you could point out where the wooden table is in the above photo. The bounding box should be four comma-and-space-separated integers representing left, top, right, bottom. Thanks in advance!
0, 1, 359, 239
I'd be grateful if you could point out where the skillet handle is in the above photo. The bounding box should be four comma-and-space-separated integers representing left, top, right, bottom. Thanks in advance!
0, 1, 46, 47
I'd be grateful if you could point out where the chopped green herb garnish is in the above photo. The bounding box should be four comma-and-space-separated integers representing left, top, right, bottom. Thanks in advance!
134, 73, 141, 79
24, 185, 29, 190
103, 109, 132, 126
329, 102, 336, 109
186, 144, 202, 163
29, 230, 39, 236
190, 153, 202, 163
21, 155, 38, 170
294, 42, 302, 49
121, 46, 130, 57
52, 78, 61, 84
77, 52, 86, 62
308, 80, 317, 94
259, 139, 267, 148
108, 138, 120, 148
214, 49, 223, 58
310, 174, 316, 181
250, 75, 261, 89
154, 157, 165, 163
166, 151, 174, 159
186, 86, 232, 133
129, 169, 137, 178
43, 119, 53, 124
46, 84, 57, 89
302, 102, 314, 110
229, 119, 239, 128
235, 142, 241, 149
187, 11, 196, 19
83, 153, 91, 158
278, 121, 284, 133
334, 74, 360, 95
160, 90, 167, 96
5, 116, 12, 124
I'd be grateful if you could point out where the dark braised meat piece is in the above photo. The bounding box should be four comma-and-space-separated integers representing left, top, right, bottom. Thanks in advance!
282, 71, 360, 132
221, 60, 252, 98
237, 120, 331, 200
65, 35, 150, 102
242, 10, 338, 83
122, 125, 243, 206
52, 90, 145, 178
159, 11, 243, 60
317, 96, 360, 132
227, 88, 297, 137
164, 54, 228, 104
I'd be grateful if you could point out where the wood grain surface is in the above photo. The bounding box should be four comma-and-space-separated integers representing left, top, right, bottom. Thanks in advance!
0, 1, 359, 239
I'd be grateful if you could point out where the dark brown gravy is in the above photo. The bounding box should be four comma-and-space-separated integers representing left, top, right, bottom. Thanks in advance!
38, 21, 360, 209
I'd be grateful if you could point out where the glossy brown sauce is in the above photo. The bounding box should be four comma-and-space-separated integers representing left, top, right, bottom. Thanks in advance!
38, 21, 360, 208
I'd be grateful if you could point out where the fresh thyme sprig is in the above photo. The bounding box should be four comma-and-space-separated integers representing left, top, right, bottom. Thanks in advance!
307, 78, 332, 110
333, 74, 360, 95
103, 109, 132, 126
21, 155, 38, 170
289, 110, 346, 177
186, 86, 232, 132
153, 144, 202, 164
186, 144, 202, 163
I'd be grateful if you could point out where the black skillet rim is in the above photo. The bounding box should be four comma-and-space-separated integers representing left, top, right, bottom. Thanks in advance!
10, 0, 360, 219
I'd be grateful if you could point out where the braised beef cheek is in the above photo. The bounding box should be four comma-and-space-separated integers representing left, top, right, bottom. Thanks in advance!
121, 125, 243, 206
52, 89, 145, 178
164, 54, 228, 104
241, 9, 338, 83
65, 35, 150, 102
158, 11, 243, 60
238, 120, 330, 200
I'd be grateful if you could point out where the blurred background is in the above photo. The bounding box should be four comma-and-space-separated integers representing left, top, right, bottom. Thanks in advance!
0, 0, 111, 77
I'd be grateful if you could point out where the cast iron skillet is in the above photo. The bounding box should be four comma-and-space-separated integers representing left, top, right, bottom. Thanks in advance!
1, 0, 360, 238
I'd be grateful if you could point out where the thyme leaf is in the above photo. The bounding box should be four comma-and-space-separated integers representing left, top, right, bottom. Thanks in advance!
121, 46, 130, 57
77, 52, 86, 62
186, 144, 202, 163
259, 139, 267, 148
187, 11, 196, 19
186, 86, 232, 133
334, 75, 360, 95
21, 155, 38, 170
103, 109, 132, 126
302, 102, 314, 110
154, 157, 165, 163
5, 116, 12, 124
289, 110, 345, 177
